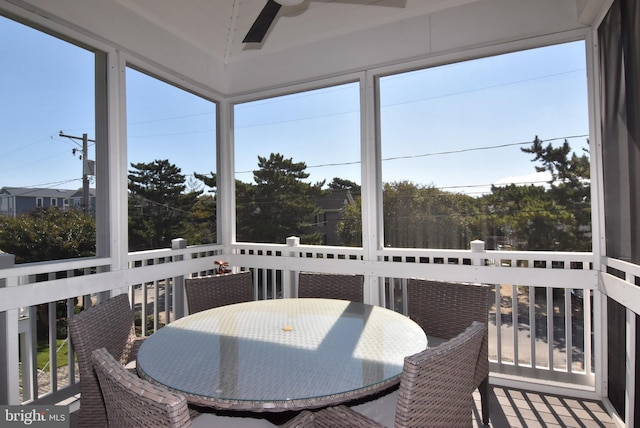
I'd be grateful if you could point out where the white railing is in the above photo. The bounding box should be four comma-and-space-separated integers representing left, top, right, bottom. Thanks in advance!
230, 240, 598, 390
0, 239, 599, 406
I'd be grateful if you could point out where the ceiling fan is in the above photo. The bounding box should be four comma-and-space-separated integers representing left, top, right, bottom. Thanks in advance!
243, 0, 303, 44
243, 0, 407, 44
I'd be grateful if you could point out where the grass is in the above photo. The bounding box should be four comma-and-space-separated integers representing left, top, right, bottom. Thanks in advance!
36, 339, 71, 371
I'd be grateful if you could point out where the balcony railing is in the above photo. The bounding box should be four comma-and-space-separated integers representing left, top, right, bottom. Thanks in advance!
0, 238, 599, 407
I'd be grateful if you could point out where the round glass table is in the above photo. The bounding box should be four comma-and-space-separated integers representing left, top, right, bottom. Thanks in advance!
136, 298, 427, 412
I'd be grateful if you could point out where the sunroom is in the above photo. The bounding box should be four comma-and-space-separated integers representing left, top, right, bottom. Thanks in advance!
0, 0, 638, 426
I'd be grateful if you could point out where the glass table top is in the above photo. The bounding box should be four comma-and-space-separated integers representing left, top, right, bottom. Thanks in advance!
137, 298, 427, 411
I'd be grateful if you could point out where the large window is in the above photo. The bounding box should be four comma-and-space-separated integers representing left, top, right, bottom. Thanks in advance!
379, 41, 590, 251
234, 83, 361, 246
0, 16, 96, 263
126, 68, 217, 251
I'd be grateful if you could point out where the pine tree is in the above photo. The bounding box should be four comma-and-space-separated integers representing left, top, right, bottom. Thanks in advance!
128, 159, 202, 250
238, 153, 323, 244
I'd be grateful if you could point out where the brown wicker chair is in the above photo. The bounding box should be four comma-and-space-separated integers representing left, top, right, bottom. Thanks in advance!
185, 270, 254, 314
91, 347, 193, 428
67, 293, 144, 428
297, 272, 364, 302
407, 279, 491, 425
284, 321, 486, 427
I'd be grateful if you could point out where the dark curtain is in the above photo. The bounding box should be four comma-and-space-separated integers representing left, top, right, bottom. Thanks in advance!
598, 0, 640, 424
600, 0, 640, 263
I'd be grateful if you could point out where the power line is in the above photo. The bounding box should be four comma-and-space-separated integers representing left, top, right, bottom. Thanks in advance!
128, 111, 213, 126
235, 134, 589, 174
129, 195, 194, 216
128, 128, 215, 140
0, 136, 51, 158
234, 69, 585, 129
381, 69, 586, 109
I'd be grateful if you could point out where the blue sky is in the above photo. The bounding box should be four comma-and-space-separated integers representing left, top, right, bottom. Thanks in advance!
1, 14, 589, 197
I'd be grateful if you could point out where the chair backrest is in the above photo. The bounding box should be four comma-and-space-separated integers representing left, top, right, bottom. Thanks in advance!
91, 347, 192, 428
407, 279, 490, 339
394, 321, 486, 428
407, 279, 490, 390
185, 270, 254, 314
297, 272, 364, 302
67, 293, 138, 428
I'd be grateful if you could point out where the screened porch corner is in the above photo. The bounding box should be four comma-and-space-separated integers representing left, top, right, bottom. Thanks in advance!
1, 0, 640, 427
0, 240, 630, 427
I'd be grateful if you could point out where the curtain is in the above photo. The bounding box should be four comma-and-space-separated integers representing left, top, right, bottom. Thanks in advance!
599, 0, 640, 423
599, 0, 640, 264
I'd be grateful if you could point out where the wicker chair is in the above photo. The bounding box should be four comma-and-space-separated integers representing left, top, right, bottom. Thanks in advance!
185, 270, 254, 314
406, 279, 491, 425
283, 321, 486, 427
67, 293, 144, 428
91, 347, 193, 428
297, 272, 364, 302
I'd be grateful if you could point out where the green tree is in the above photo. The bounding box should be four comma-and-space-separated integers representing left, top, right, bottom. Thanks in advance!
337, 137, 590, 251
336, 196, 362, 246
337, 182, 481, 249
191, 171, 261, 244
182, 171, 217, 245
193, 171, 216, 189
328, 177, 361, 198
479, 184, 559, 250
0, 207, 95, 263
477, 136, 591, 251
382, 181, 479, 249
0, 207, 95, 339
181, 194, 217, 245
522, 136, 591, 250
237, 153, 324, 244
128, 159, 202, 250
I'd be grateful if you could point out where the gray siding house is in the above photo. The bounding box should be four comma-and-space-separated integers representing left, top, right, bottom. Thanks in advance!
0, 187, 95, 217
311, 189, 355, 246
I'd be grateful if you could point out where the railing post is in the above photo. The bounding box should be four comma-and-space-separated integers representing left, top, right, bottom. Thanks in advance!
470, 239, 485, 265
285, 237, 300, 299
0, 252, 18, 404
172, 238, 187, 319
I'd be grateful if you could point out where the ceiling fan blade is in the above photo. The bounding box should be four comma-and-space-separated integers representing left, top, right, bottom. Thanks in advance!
243, 0, 282, 43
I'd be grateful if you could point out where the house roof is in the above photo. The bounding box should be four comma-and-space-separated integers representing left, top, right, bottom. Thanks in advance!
314, 189, 355, 212
0, 187, 76, 199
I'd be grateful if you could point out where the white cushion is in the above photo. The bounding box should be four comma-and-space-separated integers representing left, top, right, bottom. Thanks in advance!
349, 389, 399, 428
427, 335, 448, 348
191, 412, 278, 428
346, 336, 449, 427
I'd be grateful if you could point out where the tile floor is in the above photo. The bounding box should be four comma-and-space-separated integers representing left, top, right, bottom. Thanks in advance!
68, 385, 618, 427
474, 386, 617, 427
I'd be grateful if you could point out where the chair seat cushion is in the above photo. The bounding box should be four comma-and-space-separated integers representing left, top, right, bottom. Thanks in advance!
427, 335, 448, 348
348, 388, 398, 428
191, 412, 278, 428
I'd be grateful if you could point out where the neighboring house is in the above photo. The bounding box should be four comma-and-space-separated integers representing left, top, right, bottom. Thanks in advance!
0, 187, 96, 217
68, 188, 97, 215
311, 189, 355, 246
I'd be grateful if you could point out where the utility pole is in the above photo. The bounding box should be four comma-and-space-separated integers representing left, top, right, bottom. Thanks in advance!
59, 132, 95, 214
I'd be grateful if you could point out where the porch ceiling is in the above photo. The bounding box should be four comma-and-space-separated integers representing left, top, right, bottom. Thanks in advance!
112, 0, 480, 64
112, 0, 604, 65
8, 0, 608, 94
